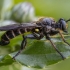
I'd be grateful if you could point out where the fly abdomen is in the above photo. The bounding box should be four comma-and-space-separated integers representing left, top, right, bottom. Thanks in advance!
0, 30, 15, 46
0, 28, 30, 46
0, 34, 10, 46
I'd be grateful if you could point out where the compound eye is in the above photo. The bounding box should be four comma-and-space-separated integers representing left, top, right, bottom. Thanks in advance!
60, 20, 67, 32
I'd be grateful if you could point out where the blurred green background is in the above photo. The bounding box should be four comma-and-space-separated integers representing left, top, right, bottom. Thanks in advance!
0, 0, 70, 70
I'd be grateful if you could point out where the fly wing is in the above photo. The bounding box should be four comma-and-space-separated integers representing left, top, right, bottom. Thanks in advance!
0, 24, 20, 31
0, 23, 40, 31
20, 23, 39, 28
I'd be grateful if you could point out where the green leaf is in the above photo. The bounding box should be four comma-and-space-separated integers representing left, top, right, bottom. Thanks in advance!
10, 37, 70, 68
0, 61, 22, 70
0, 35, 70, 68
0, 55, 14, 66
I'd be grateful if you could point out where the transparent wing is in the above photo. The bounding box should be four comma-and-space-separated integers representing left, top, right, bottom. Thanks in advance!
0, 23, 40, 31
0, 24, 20, 31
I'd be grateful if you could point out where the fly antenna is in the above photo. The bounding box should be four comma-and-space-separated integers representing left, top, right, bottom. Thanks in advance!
66, 19, 70, 22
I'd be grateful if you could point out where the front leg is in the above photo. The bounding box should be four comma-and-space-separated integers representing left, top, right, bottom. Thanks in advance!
46, 34, 66, 60
59, 31, 70, 46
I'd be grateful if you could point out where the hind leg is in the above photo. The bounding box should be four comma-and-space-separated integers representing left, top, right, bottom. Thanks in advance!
13, 34, 37, 59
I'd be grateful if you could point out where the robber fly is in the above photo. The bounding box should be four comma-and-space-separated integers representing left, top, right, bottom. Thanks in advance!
0, 17, 70, 60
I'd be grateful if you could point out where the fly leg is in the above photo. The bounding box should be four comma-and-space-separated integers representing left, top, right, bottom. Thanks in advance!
46, 35, 66, 60
59, 31, 70, 46
32, 32, 44, 40
32, 28, 44, 40
12, 34, 42, 59
13, 35, 27, 59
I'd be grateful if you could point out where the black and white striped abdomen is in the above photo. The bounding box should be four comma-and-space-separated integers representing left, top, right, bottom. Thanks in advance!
0, 28, 30, 46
